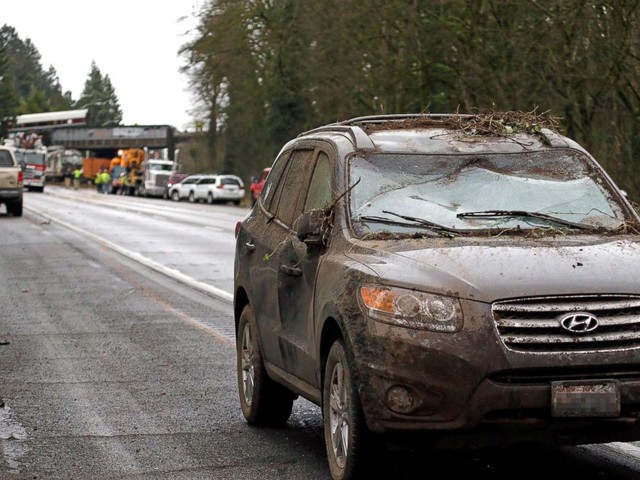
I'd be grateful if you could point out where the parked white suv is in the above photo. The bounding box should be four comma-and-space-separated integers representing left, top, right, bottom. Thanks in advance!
203, 174, 245, 205
168, 174, 210, 202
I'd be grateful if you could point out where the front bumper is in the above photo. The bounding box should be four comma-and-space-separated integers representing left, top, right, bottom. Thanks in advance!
349, 302, 640, 446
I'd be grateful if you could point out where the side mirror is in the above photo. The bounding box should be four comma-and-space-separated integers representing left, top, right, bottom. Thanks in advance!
296, 209, 329, 247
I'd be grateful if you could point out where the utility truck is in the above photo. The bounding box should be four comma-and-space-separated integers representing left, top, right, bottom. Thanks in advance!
108, 148, 180, 197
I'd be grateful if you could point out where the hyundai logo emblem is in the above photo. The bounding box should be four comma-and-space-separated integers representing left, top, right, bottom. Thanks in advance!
559, 312, 599, 333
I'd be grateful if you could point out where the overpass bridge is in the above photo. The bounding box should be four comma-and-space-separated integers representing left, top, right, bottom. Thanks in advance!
8, 110, 184, 160
50, 125, 179, 159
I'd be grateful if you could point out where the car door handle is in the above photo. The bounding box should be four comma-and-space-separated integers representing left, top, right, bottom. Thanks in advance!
245, 242, 256, 252
280, 264, 302, 276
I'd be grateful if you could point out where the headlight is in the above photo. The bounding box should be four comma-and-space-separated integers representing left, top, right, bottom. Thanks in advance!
359, 284, 463, 332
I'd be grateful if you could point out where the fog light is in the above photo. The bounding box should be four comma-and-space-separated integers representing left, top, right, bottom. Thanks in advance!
386, 385, 416, 414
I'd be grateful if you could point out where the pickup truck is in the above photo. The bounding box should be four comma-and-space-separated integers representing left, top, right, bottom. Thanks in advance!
0, 146, 24, 216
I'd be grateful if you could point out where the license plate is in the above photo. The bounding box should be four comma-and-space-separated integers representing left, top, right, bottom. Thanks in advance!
551, 380, 620, 417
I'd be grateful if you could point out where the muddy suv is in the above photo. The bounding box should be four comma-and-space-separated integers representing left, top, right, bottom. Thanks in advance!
233, 113, 640, 480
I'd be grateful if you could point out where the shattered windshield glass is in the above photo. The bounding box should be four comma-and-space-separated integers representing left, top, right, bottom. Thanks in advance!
349, 150, 627, 236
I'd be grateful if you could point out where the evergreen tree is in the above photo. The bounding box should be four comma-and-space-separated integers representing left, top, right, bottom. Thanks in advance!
0, 40, 19, 137
0, 25, 71, 114
75, 61, 123, 127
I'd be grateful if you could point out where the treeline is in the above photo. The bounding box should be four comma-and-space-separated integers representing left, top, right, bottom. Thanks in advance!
0, 25, 122, 135
182, 0, 640, 200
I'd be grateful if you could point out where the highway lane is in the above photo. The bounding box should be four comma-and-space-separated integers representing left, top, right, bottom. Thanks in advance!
0, 208, 328, 479
23, 186, 245, 299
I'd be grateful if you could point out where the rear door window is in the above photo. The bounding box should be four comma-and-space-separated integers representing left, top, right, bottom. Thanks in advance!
221, 177, 241, 187
0, 150, 14, 167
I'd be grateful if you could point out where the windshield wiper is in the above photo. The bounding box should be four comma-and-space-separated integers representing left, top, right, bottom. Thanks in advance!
456, 210, 598, 231
380, 210, 460, 233
356, 210, 460, 235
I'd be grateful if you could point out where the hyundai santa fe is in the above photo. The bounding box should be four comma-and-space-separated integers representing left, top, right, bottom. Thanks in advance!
233, 113, 640, 480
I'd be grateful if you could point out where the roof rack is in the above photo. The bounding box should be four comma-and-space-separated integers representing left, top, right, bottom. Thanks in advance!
297, 125, 376, 150
538, 128, 569, 147
337, 113, 474, 125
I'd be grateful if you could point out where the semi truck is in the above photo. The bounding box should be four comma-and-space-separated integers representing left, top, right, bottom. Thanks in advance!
107, 148, 180, 197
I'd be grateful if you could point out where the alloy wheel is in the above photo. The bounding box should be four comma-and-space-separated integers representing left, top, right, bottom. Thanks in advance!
328, 362, 349, 469
241, 322, 255, 406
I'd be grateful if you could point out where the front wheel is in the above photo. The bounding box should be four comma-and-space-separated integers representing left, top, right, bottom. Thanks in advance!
207, 193, 214, 204
188, 191, 195, 203
237, 305, 295, 426
323, 339, 375, 480
171, 190, 180, 202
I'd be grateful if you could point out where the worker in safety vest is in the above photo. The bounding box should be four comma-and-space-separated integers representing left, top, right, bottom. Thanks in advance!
100, 169, 111, 194
118, 172, 130, 195
73, 167, 83, 190
94, 168, 103, 193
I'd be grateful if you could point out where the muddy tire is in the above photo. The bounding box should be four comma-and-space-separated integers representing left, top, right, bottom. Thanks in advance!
237, 305, 295, 426
188, 191, 195, 203
207, 193, 214, 204
323, 339, 375, 480
171, 190, 180, 202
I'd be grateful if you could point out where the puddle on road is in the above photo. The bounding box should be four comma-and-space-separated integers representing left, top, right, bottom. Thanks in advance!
0, 404, 29, 473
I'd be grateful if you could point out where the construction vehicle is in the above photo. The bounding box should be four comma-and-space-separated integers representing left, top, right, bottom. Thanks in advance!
135, 149, 180, 197
106, 148, 179, 197
109, 148, 144, 195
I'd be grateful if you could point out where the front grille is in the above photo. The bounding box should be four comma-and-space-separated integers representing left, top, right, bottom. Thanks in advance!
492, 295, 640, 352
154, 173, 170, 187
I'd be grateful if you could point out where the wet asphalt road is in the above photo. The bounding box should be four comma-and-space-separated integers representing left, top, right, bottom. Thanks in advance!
0, 206, 328, 479
1, 190, 640, 479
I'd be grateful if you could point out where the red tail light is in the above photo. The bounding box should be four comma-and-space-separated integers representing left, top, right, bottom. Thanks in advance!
36, 164, 46, 171
18, 171, 23, 183
217, 184, 225, 189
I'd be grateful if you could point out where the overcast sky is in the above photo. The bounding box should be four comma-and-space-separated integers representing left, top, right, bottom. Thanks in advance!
3, 0, 203, 131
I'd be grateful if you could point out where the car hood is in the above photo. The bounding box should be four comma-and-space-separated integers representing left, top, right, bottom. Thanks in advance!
346, 236, 640, 302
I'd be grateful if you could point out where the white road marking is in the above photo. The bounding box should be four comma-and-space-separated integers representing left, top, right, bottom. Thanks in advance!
25, 206, 233, 304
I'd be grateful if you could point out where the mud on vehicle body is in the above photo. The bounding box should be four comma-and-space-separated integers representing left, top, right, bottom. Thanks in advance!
0, 147, 24, 217
233, 112, 640, 480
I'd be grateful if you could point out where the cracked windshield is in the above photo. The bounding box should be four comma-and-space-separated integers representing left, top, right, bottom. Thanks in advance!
350, 150, 626, 235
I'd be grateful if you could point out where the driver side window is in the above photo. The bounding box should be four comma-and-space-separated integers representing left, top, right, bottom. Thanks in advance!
304, 152, 332, 212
